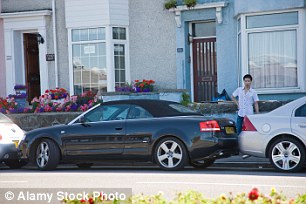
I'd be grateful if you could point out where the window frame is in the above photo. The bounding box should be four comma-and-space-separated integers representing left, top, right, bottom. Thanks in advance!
68, 26, 130, 94
112, 26, 130, 88
238, 9, 305, 94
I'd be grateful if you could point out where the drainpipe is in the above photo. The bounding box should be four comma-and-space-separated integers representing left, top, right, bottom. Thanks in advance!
52, 0, 59, 87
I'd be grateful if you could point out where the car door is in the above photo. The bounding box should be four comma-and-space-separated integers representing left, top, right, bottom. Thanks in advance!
291, 103, 306, 140
62, 104, 130, 159
124, 105, 154, 159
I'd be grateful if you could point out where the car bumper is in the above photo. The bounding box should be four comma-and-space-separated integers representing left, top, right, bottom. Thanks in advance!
0, 143, 19, 161
238, 131, 266, 158
191, 138, 239, 161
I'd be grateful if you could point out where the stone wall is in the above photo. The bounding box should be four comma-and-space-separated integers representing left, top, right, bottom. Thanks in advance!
7, 112, 81, 131
6, 100, 288, 131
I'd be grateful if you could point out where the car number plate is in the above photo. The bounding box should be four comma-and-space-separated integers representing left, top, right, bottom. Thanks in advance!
225, 127, 235, 134
13, 140, 19, 148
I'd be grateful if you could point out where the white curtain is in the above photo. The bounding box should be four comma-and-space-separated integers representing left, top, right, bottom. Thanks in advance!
248, 30, 297, 89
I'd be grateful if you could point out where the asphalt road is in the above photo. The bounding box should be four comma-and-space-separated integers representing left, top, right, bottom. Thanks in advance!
0, 164, 305, 203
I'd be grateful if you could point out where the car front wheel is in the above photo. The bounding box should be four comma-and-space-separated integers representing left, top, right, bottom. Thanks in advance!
269, 137, 306, 172
154, 137, 188, 171
35, 139, 60, 171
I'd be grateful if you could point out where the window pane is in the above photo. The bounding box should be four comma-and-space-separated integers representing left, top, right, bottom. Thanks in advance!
248, 30, 297, 89
295, 104, 306, 117
247, 12, 298, 29
89, 28, 98, 40
72, 30, 80, 42
73, 42, 107, 94
113, 27, 126, 40
97, 28, 106, 40
127, 106, 153, 119
192, 21, 216, 37
114, 44, 126, 85
80, 29, 88, 41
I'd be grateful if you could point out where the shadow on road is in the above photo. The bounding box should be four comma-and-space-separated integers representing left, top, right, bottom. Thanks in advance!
1, 162, 305, 177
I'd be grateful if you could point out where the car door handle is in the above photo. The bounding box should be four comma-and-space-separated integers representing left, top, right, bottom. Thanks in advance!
298, 123, 306, 128
115, 127, 123, 130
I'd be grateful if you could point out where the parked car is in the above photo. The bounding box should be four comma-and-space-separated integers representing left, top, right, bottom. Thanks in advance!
0, 113, 26, 168
239, 96, 306, 172
19, 99, 238, 171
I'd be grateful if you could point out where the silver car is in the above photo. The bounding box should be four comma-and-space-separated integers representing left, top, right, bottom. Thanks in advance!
239, 96, 306, 172
0, 113, 26, 168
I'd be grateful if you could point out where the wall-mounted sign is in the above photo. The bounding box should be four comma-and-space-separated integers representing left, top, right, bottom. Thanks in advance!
84, 46, 96, 54
46, 54, 55, 61
177, 48, 183, 53
6, 56, 12, 60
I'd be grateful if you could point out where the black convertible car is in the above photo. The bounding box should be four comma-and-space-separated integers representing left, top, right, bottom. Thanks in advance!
19, 99, 238, 170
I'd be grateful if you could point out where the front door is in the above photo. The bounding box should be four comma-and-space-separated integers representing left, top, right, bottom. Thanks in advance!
192, 38, 217, 102
23, 33, 41, 102
191, 21, 217, 102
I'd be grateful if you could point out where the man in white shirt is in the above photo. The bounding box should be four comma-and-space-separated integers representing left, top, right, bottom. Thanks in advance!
231, 74, 259, 135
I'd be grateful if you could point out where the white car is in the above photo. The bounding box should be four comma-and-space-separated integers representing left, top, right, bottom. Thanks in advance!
0, 113, 26, 168
239, 96, 306, 172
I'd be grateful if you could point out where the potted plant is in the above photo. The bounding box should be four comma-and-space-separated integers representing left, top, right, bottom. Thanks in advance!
164, 0, 177, 10
184, 0, 197, 8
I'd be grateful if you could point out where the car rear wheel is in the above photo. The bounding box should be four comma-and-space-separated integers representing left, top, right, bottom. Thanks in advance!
154, 137, 188, 170
4, 160, 27, 169
35, 139, 60, 171
190, 159, 215, 169
269, 137, 306, 172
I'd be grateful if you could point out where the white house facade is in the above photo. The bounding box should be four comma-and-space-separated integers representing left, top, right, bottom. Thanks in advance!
0, 0, 305, 103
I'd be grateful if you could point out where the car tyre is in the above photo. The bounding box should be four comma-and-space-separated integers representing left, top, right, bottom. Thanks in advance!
35, 139, 60, 171
190, 159, 215, 169
4, 160, 27, 169
269, 137, 306, 172
154, 137, 188, 171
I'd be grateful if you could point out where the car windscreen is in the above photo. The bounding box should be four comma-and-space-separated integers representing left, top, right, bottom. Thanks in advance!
0, 113, 13, 123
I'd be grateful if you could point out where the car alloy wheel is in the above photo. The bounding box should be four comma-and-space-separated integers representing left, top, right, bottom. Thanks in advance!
155, 137, 187, 170
269, 138, 306, 172
35, 139, 60, 171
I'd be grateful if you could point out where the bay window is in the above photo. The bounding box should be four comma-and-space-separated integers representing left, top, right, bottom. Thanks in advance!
239, 11, 305, 92
72, 27, 107, 95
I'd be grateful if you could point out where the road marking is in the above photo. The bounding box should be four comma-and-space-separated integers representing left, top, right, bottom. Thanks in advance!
0, 181, 28, 183
136, 181, 306, 189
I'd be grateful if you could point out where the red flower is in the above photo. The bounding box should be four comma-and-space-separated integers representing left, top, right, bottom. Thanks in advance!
88, 198, 94, 204
45, 90, 49, 93
135, 80, 139, 83
80, 199, 86, 203
248, 188, 259, 201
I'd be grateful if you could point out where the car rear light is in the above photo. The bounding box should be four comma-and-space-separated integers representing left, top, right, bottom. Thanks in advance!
0, 134, 2, 140
242, 116, 257, 131
200, 120, 221, 132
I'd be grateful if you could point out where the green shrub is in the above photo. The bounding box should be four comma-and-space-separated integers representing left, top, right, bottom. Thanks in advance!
184, 0, 197, 8
164, 0, 177, 9
180, 92, 191, 106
